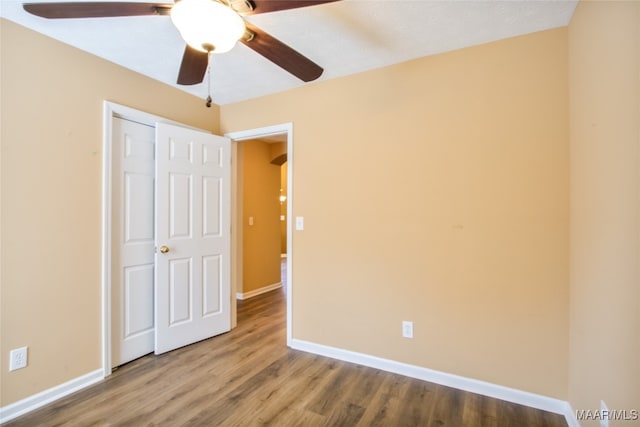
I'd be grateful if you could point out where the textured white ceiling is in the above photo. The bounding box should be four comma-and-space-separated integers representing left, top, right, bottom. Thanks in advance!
0, 0, 577, 105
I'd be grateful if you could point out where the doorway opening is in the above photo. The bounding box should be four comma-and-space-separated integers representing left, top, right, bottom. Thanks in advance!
225, 123, 293, 346
235, 136, 288, 300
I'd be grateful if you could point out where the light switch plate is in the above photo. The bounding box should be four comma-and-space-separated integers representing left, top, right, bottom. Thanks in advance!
402, 321, 414, 338
295, 216, 304, 230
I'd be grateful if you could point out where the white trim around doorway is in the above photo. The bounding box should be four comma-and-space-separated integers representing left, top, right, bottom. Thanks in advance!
224, 123, 294, 346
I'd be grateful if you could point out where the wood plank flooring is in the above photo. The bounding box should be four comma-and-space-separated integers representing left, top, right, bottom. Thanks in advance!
4, 288, 567, 426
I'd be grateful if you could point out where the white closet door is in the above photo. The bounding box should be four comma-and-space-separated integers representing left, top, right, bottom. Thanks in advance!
155, 122, 231, 354
112, 117, 155, 366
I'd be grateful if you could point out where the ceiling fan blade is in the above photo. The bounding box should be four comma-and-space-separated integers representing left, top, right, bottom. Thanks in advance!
241, 22, 323, 82
23, 2, 173, 19
177, 45, 209, 85
244, 0, 340, 15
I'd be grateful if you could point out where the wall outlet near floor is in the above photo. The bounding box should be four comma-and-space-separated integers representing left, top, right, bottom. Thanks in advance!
9, 347, 28, 371
402, 321, 414, 338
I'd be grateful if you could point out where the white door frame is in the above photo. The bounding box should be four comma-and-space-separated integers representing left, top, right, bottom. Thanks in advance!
101, 101, 208, 376
225, 123, 294, 346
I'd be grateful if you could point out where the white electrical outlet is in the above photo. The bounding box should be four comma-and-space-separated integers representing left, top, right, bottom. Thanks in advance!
402, 321, 414, 338
600, 400, 609, 427
9, 347, 28, 371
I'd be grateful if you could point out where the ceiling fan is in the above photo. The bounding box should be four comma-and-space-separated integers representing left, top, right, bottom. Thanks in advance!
22, 0, 340, 87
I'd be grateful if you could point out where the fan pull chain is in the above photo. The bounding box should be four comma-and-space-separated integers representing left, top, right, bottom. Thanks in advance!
205, 52, 213, 108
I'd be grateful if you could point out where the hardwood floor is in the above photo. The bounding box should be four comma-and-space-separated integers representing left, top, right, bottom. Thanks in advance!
4, 287, 567, 426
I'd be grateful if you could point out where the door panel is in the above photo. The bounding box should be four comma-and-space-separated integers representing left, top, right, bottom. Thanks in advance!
203, 177, 222, 236
125, 173, 154, 241
155, 122, 231, 354
202, 254, 222, 315
169, 257, 192, 325
169, 173, 192, 238
112, 117, 156, 367
124, 265, 154, 336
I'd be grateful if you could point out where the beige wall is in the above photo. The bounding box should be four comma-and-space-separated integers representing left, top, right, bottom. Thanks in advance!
280, 163, 288, 255
222, 28, 570, 398
241, 140, 282, 293
10, 4, 637, 414
568, 1, 640, 424
0, 19, 218, 406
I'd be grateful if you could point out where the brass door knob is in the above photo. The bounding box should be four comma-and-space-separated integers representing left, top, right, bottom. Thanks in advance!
159, 245, 170, 254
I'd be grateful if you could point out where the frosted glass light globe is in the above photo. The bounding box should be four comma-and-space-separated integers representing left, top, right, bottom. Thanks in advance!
171, 0, 245, 53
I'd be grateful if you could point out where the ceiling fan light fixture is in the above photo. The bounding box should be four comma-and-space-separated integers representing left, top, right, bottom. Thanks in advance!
171, 0, 245, 54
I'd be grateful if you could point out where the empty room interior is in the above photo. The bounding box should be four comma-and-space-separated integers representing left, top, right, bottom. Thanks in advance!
1, 0, 639, 425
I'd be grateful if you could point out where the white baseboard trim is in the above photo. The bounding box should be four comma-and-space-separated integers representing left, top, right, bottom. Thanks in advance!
290, 339, 578, 426
236, 282, 282, 300
0, 369, 103, 424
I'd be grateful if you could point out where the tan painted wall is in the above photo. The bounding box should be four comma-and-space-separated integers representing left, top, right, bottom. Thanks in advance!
280, 163, 288, 255
222, 28, 570, 398
0, 19, 219, 406
568, 2, 640, 424
241, 140, 282, 294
